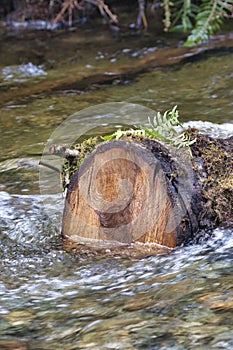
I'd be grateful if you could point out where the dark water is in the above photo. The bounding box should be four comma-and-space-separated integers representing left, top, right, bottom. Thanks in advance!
0, 29, 233, 349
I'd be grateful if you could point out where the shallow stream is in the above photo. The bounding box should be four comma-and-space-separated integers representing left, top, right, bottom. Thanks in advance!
0, 28, 232, 349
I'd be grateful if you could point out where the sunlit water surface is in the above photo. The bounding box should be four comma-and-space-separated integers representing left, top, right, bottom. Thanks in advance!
0, 32, 233, 349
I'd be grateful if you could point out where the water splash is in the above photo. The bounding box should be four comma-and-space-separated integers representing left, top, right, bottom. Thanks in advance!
2, 62, 47, 82
183, 120, 233, 138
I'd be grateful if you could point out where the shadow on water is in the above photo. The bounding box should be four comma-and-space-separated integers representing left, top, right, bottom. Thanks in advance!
0, 27, 233, 349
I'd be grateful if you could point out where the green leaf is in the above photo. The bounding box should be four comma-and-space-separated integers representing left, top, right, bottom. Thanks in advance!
183, 0, 233, 46
166, 0, 233, 46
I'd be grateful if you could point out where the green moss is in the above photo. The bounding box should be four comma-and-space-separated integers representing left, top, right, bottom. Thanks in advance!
62, 136, 101, 189
102, 106, 196, 153
190, 132, 233, 227
61, 106, 196, 189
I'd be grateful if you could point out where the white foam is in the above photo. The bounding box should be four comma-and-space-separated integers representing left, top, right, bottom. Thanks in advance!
2, 62, 47, 82
183, 120, 233, 138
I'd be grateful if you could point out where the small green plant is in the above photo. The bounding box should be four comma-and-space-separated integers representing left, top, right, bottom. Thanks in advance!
184, 0, 233, 46
102, 106, 196, 152
61, 106, 196, 190
142, 105, 182, 140
166, 0, 233, 46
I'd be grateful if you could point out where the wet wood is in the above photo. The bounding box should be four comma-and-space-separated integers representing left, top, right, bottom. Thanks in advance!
62, 133, 232, 254
62, 138, 200, 250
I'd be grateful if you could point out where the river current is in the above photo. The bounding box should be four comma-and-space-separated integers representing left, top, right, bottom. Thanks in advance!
0, 28, 232, 349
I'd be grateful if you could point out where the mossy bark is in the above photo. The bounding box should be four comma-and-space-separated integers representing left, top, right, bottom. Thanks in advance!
190, 131, 233, 233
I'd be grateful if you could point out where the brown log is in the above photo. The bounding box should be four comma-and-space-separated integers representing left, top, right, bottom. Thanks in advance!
62, 137, 202, 254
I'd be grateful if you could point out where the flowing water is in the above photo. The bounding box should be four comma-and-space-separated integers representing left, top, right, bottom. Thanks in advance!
0, 28, 233, 349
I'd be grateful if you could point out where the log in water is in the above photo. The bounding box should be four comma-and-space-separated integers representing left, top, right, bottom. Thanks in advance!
62, 139, 188, 248
61, 130, 233, 253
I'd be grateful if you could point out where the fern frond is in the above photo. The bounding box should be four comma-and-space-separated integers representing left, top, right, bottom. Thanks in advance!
184, 0, 233, 46
147, 105, 182, 137
142, 106, 195, 151
171, 0, 199, 31
102, 106, 195, 153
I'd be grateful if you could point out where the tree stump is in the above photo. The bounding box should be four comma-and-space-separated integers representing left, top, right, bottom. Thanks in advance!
62, 136, 209, 254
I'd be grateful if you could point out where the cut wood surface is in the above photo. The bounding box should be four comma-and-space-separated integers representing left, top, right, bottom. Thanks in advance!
62, 137, 203, 251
